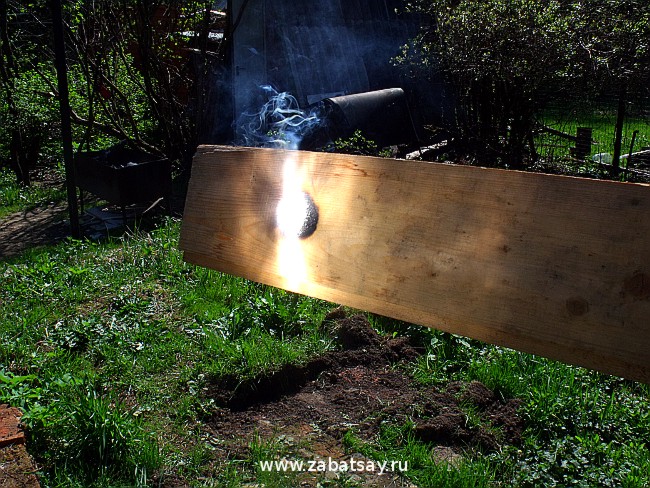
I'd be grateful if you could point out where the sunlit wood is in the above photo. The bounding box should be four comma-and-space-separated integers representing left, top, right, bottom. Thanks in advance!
181, 145, 650, 383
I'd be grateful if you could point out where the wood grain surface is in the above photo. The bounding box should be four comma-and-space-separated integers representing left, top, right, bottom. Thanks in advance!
180, 145, 650, 383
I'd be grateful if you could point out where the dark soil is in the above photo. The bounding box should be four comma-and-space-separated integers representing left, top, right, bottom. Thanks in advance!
0, 444, 41, 488
200, 313, 524, 487
0, 203, 70, 260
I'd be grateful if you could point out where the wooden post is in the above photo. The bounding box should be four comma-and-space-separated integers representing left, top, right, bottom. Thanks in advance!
180, 146, 650, 383
612, 85, 627, 177
574, 127, 592, 160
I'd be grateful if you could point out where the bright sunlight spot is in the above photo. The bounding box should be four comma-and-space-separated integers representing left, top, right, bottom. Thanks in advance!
276, 190, 310, 238
276, 154, 309, 290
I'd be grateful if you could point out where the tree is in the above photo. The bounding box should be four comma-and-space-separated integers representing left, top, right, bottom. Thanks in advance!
0, 0, 59, 185
63, 0, 218, 169
400, 0, 649, 170
0, 0, 222, 184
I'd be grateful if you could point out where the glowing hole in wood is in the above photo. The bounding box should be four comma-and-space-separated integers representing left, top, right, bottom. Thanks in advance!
276, 191, 318, 238
276, 154, 318, 238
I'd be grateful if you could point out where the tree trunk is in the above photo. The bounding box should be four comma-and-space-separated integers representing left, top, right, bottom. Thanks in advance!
0, 0, 27, 185
9, 129, 28, 185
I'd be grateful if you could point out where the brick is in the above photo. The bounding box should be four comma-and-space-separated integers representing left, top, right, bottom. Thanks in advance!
0, 404, 25, 448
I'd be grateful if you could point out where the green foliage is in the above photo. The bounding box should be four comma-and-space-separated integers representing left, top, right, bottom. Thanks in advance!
324, 130, 393, 157
423, 1, 570, 85
565, 0, 650, 89
0, 371, 160, 486
66, 59, 155, 152
415, 339, 650, 487
412, 332, 479, 385
0, 3, 63, 182
0, 66, 60, 154
400, 0, 650, 168
50, 387, 160, 484
0, 370, 47, 412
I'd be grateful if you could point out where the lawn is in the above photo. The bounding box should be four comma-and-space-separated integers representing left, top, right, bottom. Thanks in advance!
1, 172, 650, 487
0, 167, 67, 219
535, 104, 650, 178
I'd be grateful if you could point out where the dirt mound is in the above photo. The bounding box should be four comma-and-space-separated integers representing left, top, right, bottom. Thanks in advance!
203, 313, 524, 486
414, 379, 523, 451
208, 315, 422, 411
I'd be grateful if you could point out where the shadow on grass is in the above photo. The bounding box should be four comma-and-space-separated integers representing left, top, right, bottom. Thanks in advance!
0, 203, 70, 261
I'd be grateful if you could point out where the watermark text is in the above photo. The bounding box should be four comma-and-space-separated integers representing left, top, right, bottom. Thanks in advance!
258, 457, 408, 476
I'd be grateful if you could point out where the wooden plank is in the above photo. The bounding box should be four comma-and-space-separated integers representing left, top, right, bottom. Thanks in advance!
180, 145, 650, 383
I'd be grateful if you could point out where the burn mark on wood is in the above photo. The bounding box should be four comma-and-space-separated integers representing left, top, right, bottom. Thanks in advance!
298, 192, 319, 239
566, 297, 589, 317
181, 146, 650, 384
623, 272, 650, 300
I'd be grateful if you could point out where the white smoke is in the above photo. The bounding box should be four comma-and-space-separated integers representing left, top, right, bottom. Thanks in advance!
236, 85, 321, 150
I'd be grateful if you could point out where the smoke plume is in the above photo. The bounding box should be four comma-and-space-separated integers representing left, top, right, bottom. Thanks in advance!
236, 85, 322, 150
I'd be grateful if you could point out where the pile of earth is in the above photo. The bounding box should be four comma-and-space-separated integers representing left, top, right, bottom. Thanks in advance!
191, 312, 524, 487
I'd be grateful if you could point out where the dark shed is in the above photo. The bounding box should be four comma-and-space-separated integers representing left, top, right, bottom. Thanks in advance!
204, 0, 426, 144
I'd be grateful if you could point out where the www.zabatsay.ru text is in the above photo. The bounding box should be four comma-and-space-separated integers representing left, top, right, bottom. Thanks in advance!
258, 457, 408, 476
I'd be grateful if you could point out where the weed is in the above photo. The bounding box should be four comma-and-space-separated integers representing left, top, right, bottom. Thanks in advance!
200, 324, 331, 381
249, 435, 301, 487
465, 346, 650, 486
53, 388, 160, 482
0, 370, 160, 485
214, 463, 247, 487
411, 331, 479, 385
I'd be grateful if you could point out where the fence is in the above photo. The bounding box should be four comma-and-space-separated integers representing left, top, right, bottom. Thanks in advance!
533, 94, 650, 182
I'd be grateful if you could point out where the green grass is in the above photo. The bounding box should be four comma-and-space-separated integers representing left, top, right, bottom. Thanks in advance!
326, 327, 650, 487
0, 218, 334, 486
343, 424, 496, 488
2, 185, 650, 486
406, 335, 650, 487
535, 105, 650, 177
0, 166, 67, 218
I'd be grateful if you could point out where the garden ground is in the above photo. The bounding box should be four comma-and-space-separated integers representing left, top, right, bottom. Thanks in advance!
0, 190, 523, 486
1, 168, 650, 487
